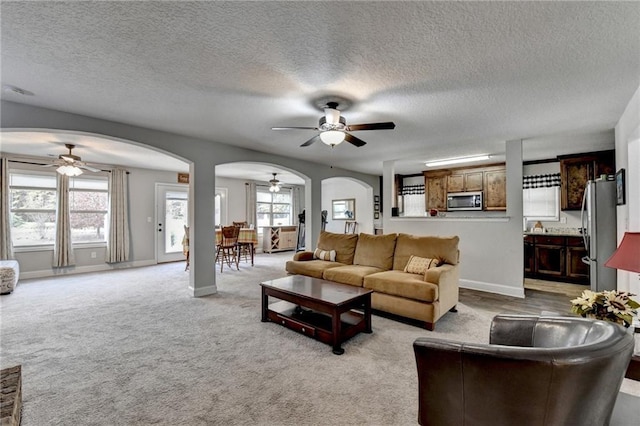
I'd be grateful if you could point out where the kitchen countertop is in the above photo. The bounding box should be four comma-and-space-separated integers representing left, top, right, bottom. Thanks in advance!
523, 231, 583, 237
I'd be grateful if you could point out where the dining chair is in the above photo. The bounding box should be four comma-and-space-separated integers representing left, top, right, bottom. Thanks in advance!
182, 225, 190, 271
344, 221, 357, 234
217, 226, 239, 272
232, 221, 248, 228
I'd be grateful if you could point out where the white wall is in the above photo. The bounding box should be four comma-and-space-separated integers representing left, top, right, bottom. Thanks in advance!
322, 177, 373, 234
214, 176, 247, 225
614, 83, 640, 294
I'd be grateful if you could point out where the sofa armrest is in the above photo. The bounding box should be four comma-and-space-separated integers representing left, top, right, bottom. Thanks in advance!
424, 263, 459, 314
293, 251, 314, 261
424, 264, 457, 285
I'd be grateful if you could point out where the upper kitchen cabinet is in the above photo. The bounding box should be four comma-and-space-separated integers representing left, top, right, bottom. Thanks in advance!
424, 170, 449, 210
446, 169, 484, 193
559, 150, 615, 210
483, 165, 507, 211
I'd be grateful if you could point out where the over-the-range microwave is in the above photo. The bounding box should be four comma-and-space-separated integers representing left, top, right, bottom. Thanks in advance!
447, 191, 483, 211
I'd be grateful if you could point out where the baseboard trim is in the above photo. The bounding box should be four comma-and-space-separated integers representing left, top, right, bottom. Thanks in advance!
190, 285, 217, 297
20, 260, 157, 280
460, 279, 525, 299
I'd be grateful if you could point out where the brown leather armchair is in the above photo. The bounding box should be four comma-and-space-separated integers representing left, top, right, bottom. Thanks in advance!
413, 315, 634, 426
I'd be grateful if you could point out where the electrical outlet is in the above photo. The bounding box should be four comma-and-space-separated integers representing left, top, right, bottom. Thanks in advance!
147, 217, 152, 223
91, 251, 97, 259
560, 216, 567, 224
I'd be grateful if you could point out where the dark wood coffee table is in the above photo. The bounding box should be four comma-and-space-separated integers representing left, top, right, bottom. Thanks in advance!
261, 275, 373, 355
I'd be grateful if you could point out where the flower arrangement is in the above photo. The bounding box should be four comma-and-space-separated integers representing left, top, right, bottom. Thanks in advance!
571, 290, 640, 328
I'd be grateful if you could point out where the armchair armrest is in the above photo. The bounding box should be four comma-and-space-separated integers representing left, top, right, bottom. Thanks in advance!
293, 251, 314, 261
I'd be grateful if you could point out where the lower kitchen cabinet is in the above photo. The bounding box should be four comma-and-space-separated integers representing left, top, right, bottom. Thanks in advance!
524, 235, 589, 285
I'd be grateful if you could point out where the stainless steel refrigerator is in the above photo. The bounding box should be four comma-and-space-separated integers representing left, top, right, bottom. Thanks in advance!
580, 179, 617, 291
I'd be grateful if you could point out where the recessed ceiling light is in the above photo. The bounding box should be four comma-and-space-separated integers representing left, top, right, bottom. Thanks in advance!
2, 84, 34, 96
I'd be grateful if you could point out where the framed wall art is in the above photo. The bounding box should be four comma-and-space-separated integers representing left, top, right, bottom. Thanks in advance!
615, 168, 625, 206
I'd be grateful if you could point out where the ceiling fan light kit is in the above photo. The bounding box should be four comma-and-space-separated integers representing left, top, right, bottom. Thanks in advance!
425, 154, 491, 168
268, 173, 281, 193
56, 164, 83, 176
319, 130, 345, 146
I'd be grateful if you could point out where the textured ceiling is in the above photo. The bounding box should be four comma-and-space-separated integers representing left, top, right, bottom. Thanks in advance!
1, 1, 639, 175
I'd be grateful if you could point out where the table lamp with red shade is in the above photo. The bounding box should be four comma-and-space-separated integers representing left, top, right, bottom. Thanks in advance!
605, 232, 640, 274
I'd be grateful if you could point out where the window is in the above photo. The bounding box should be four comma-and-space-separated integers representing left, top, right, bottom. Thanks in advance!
256, 187, 291, 228
70, 177, 108, 244
523, 187, 560, 221
9, 171, 108, 246
9, 172, 57, 246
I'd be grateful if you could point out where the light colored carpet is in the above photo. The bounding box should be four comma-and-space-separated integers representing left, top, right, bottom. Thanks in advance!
0, 252, 637, 425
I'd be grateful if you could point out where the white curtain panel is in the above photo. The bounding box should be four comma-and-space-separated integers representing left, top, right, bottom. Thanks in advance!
291, 186, 301, 224
0, 157, 14, 260
106, 168, 130, 263
53, 174, 75, 267
245, 181, 257, 228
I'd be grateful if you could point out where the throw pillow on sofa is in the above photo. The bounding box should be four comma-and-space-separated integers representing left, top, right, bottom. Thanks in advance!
404, 255, 440, 275
314, 248, 336, 262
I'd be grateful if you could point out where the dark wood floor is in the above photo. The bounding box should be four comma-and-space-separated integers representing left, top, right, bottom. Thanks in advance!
459, 287, 575, 318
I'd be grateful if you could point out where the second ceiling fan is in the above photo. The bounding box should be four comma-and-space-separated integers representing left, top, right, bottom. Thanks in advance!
272, 102, 395, 148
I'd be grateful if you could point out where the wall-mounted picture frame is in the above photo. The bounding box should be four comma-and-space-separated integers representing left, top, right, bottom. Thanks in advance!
332, 198, 356, 220
177, 173, 190, 184
374, 203, 380, 212
374, 212, 380, 220
374, 195, 380, 203
616, 168, 625, 206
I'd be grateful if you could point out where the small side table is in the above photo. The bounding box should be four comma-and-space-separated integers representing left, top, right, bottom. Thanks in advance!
625, 326, 640, 381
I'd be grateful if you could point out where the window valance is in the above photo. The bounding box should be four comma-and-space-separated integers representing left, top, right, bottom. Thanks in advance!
400, 184, 425, 196
523, 173, 561, 189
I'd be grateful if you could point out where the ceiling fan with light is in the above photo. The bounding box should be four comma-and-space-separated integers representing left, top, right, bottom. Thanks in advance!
268, 173, 281, 192
45, 144, 101, 176
272, 102, 395, 148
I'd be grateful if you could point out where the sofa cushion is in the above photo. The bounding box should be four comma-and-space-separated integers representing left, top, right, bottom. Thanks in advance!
285, 260, 346, 279
314, 248, 336, 262
353, 233, 397, 270
364, 270, 438, 303
323, 265, 386, 287
404, 255, 440, 274
392, 234, 459, 271
317, 231, 359, 265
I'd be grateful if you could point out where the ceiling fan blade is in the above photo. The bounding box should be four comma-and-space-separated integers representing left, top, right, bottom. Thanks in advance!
347, 122, 396, 131
300, 135, 321, 147
272, 126, 318, 130
344, 133, 367, 147
80, 164, 101, 173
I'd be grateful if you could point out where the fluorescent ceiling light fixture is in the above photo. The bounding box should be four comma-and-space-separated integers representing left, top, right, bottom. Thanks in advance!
425, 154, 491, 168
56, 164, 83, 176
319, 130, 345, 146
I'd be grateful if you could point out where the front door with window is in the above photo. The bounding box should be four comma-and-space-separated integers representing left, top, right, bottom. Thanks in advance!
156, 183, 188, 263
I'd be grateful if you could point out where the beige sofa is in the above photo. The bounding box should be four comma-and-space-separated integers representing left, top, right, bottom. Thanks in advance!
285, 231, 460, 330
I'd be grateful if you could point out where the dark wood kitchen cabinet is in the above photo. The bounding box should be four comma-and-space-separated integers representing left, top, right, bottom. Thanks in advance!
534, 236, 565, 278
566, 237, 589, 281
559, 150, 615, 210
524, 235, 589, 284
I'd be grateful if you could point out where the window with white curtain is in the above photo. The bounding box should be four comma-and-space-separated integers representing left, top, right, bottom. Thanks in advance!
9, 170, 108, 246
256, 186, 292, 228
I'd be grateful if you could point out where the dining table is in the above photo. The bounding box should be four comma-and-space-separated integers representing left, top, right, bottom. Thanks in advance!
215, 228, 258, 266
